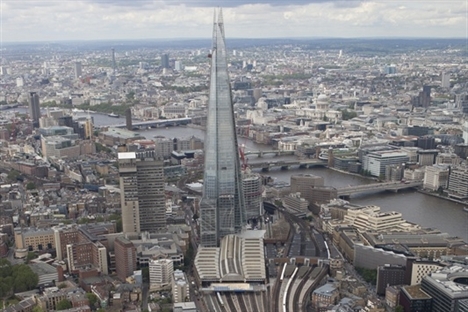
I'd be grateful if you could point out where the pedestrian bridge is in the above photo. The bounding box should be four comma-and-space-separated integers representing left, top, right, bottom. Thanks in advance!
337, 180, 423, 197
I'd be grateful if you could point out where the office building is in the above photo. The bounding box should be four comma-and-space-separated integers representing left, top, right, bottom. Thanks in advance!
161, 54, 170, 69
399, 285, 432, 312
376, 265, 406, 295
418, 149, 438, 166
115, 236, 137, 281
172, 270, 190, 303
118, 151, 165, 234
417, 136, 436, 150
423, 165, 449, 191
53, 225, 80, 261
74, 61, 82, 79
283, 192, 309, 217
125, 108, 132, 131
421, 264, 468, 312
353, 244, 407, 270
385, 164, 405, 181
242, 172, 263, 221
66, 241, 108, 275
290, 173, 324, 210
436, 153, 460, 166
29, 92, 41, 128
199, 9, 246, 247
149, 259, 173, 290
15, 228, 55, 252
290, 174, 324, 195
447, 166, 468, 199
406, 258, 444, 286
442, 72, 451, 88
411, 85, 431, 108
311, 283, 340, 311
111, 48, 116, 74
362, 150, 409, 177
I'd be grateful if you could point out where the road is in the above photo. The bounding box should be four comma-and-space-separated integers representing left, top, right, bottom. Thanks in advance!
141, 283, 149, 310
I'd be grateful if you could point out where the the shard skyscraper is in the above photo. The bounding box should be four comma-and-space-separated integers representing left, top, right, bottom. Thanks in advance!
200, 9, 245, 247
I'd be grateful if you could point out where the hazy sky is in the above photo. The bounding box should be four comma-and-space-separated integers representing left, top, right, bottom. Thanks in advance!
1, 0, 467, 42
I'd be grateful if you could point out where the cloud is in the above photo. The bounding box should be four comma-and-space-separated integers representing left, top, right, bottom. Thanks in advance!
85, 0, 342, 7
1, 0, 466, 42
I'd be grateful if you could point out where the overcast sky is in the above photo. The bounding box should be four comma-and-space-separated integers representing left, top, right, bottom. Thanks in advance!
1, 0, 467, 42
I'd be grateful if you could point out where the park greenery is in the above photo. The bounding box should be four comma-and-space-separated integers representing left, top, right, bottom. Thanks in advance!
339, 109, 358, 121
355, 267, 377, 285
40, 100, 132, 116
56, 299, 72, 310
0, 259, 39, 298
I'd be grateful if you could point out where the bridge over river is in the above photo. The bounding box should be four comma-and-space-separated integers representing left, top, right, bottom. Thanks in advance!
337, 180, 423, 197
112, 117, 192, 128
249, 159, 327, 171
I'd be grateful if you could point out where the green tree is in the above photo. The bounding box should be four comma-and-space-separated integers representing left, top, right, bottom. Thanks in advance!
32, 306, 45, 312
86, 293, 98, 307
12, 264, 39, 292
77, 218, 90, 224
6, 170, 20, 182
26, 182, 36, 190
395, 305, 404, 312
355, 267, 377, 285
26, 252, 37, 263
56, 299, 72, 310
341, 109, 358, 120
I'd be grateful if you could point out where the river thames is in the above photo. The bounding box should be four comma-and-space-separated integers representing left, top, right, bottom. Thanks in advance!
28, 110, 468, 241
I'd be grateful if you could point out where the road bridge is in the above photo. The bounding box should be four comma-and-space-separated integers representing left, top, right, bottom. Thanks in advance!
112, 117, 192, 128
337, 180, 423, 197
244, 150, 296, 157
250, 159, 327, 171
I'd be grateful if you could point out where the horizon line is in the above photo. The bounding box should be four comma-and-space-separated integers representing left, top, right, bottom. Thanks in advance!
2, 36, 467, 45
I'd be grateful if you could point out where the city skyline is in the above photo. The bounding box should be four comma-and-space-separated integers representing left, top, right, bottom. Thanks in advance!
1, 1, 467, 43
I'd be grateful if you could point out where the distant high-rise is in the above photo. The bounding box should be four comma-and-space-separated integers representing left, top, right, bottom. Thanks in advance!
29, 92, 40, 128
161, 54, 170, 69
441, 72, 450, 89
199, 9, 246, 247
74, 61, 82, 79
118, 151, 165, 233
411, 85, 431, 108
125, 108, 132, 131
111, 48, 116, 75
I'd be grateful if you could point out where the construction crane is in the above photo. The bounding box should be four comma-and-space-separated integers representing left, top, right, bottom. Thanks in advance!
238, 125, 250, 171
239, 144, 248, 171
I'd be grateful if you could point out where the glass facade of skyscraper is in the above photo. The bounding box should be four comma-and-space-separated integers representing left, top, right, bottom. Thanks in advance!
200, 9, 245, 247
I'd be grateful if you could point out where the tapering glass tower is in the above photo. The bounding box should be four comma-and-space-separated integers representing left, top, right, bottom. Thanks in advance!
200, 9, 245, 247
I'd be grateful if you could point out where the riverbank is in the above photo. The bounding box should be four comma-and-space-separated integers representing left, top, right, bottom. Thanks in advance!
186, 124, 205, 130
417, 188, 466, 207
326, 166, 379, 183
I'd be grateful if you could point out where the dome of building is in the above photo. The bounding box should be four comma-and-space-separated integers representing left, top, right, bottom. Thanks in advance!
317, 94, 329, 102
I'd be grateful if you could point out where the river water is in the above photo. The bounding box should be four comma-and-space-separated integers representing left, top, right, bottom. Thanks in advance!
12, 109, 468, 240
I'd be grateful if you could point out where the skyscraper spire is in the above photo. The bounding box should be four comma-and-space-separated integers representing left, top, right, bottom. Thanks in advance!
199, 8, 245, 247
